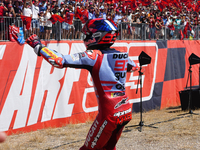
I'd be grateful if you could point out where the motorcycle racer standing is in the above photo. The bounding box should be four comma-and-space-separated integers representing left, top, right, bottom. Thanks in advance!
26, 18, 138, 150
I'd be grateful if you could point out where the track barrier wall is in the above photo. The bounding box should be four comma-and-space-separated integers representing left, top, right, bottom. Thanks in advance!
0, 40, 200, 135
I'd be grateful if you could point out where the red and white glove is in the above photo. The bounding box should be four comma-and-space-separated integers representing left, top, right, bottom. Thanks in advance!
9, 25, 25, 44
26, 34, 41, 49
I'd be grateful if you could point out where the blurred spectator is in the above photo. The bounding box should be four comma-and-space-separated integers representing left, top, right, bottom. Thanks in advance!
30, 0, 40, 35
114, 9, 122, 25
4, 0, 10, 8
136, 13, 142, 39
88, 6, 95, 19
170, 18, 176, 39
22, 0, 32, 38
174, 15, 182, 39
39, 0, 47, 12
0, 1, 8, 40
14, 0, 23, 17
44, 3, 52, 40
149, 15, 155, 40
5, 4, 16, 17
52, 4, 61, 39
140, 13, 147, 40
60, 1, 65, 13
74, 2, 82, 39
99, 6, 106, 19
144, 16, 150, 39
51, 0, 57, 9
0, 0, 199, 41
18, 0, 23, 10
61, 12, 69, 39
130, 14, 136, 39
127, 9, 132, 23
155, 17, 163, 40
52, 4, 61, 15
60, 1, 66, 39
121, 13, 128, 39
39, 11, 45, 39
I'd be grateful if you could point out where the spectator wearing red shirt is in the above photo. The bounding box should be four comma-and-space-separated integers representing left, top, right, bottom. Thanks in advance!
155, 17, 163, 40
149, 15, 156, 40
22, 0, 32, 39
0, 1, 8, 40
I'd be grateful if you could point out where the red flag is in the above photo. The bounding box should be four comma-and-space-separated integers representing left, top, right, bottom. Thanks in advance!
80, 9, 88, 24
104, 0, 115, 4
172, 0, 180, 8
168, 24, 175, 31
191, 3, 196, 11
54, 14, 64, 23
75, 7, 88, 23
130, 0, 138, 11
139, 0, 151, 6
124, 0, 132, 6
180, 30, 184, 40
185, 2, 192, 9
162, 0, 170, 5
180, 0, 188, 2
75, 8, 88, 24
64, 12, 74, 25
20, 15, 32, 30
49, 15, 57, 24
49, 14, 64, 24
75, 7, 81, 19
156, 1, 166, 12
127, 24, 132, 35
195, 2, 200, 12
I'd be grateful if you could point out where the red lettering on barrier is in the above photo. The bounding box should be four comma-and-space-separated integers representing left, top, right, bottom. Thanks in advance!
0, 40, 187, 136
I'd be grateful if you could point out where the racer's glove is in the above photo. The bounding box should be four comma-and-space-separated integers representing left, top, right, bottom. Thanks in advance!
26, 34, 41, 48
9, 25, 25, 44
26, 34, 43, 56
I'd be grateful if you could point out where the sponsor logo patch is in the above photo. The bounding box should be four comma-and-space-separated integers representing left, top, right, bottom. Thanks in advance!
111, 92, 125, 98
91, 120, 107, 148
114, 97, 128, 109
71, 53, 80, 61
114, 108, 131, 117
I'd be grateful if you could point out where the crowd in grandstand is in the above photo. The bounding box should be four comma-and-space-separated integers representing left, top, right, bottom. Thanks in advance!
0, 0, 200, 40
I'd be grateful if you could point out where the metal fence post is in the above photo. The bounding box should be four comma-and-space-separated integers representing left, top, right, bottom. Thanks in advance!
164, 27, 166, 40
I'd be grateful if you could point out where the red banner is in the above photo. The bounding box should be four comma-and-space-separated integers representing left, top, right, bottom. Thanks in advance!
64, 12, 74, 25
139, 0, 151, 6
49, 14, 64, 24
20, 15, 32, 30
75, 8, 88, 24
0, 40, 200, 135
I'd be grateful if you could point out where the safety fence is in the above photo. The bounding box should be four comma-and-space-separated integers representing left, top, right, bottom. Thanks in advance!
0, 16, 198, 41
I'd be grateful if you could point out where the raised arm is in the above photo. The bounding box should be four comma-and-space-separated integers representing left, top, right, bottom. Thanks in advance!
26, 34, 97, 70
22, 0, 26, 10
30, 0, 33, 7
